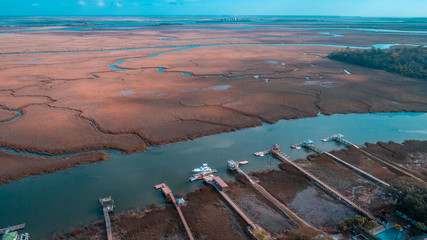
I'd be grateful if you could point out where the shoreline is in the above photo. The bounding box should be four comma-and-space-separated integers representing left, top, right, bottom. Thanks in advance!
1, 111, 427, 185
50, 139, 427, 239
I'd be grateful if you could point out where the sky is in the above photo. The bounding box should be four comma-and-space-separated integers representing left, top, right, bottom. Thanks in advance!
2, 0, 427, 17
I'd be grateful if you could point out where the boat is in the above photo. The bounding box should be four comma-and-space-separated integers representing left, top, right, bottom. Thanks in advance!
192, 163, 212, 173
254, 150, 269, 156
188, 169, 217, 182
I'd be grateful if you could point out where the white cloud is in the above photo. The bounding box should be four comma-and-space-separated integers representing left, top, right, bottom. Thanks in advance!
98, 0, 105, 7
78, 0, 86, 6
115, 2, 122, 7
32, 3, 39, 6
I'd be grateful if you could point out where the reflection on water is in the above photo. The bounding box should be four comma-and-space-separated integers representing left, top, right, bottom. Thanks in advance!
265, 60, 278, 64
120, 90, 135, 95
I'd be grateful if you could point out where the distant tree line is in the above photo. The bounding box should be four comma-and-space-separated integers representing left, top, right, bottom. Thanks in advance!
328, 47, 427, 79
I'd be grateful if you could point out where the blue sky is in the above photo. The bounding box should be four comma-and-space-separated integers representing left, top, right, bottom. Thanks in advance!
2, 0, 427, 17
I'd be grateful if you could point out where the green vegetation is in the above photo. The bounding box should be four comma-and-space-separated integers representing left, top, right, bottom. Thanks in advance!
385, 177, 427, 224
337, 215, 378, 233
328, 47, 427, 79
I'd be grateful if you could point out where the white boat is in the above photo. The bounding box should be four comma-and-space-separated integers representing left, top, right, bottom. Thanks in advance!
188, 169, 217, 182
192, 163, 212, 173
254, 150, 269, 156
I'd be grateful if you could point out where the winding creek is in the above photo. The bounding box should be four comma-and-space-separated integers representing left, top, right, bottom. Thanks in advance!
1, 112, 427, 238
107, 42, 425, 72
0, 106, 23, 123
2, 20, 427, 238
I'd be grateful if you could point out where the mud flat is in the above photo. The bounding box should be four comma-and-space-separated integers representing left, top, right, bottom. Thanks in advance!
46, 140, 426, 239
1, 18, 427, 184
1, 18, 427, 173
251, 163, 357, 231
298, 140, 427, 214
52, 185, 252, 240
0, 150, 109, 184
318, 140, 427, 181
51, 205, 185, 240
52, 168, 357, 239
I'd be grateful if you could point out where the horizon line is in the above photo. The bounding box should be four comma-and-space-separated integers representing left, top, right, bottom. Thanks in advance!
1, 15, 427, 19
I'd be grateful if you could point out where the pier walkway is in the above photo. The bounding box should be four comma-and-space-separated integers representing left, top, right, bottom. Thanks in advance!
203, 175, 274, 240
271, 146, 376, 220
322, 134, 359, 148
295, 140, 390, 187
99, 196, 114, 240
230, 161, 318, 230
203, 175, 257, 228
155, 183, 194, 240
0, 224, 25, 235
323, 134, 425, 183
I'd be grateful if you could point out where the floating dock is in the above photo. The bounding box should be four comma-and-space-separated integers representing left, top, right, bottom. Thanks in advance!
323, 134, 425, 183
292, 140, 390, 187
322, 134, 359, 148
99, 196, 114, 240
254, 144, 280, 156
270, 145, 376, 220
155, 183, 194, 240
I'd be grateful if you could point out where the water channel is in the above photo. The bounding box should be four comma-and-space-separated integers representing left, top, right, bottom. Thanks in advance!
0, 112, 426, 238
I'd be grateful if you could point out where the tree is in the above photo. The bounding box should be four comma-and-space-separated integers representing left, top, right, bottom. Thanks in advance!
354, 215, 368, 227
327, 47, 427, 80
385, 177, 427, 223
364, 220, 378, 231
415, 222, 426, 233
337, 221, 348, 232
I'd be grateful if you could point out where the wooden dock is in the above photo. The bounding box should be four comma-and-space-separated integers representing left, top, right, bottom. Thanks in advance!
324, 134, 425, 183
297, 141, 390, 187
99, 196, 114, 240
203, 175, 274, 240
234, 165, 309, 229
271, 146, 376, 220
155, 183, 194, 240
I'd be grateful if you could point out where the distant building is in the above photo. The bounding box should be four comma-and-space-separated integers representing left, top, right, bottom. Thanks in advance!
212, 176, 229, 192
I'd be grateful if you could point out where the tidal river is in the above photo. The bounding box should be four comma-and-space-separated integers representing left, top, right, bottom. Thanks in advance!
1, 112, 427, 238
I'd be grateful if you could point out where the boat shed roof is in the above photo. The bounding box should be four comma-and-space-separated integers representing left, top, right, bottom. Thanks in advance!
213, 176, 228, 188
2, 231, 17, 240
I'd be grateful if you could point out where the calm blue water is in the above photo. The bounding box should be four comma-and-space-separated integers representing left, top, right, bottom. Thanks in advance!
208, 85, 230, 90
120, 90, 135, 95
1, 112, 427, 238
3, 43, 424, 57
158, 68, 165, 72
265, 60, 279, 64
376, 227, 409, 240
